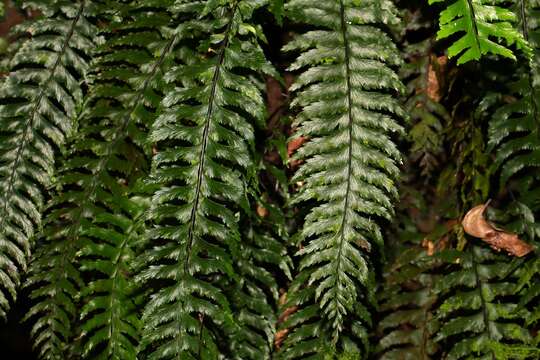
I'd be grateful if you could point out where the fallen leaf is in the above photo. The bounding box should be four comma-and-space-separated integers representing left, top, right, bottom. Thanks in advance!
462, 203, 534, 257
462, 203, 494, 238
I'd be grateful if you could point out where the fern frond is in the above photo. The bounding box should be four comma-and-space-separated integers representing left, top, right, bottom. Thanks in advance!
225, 198, 291, 359
137, 1, 275, 358
78, 195, 147, 360
376, 247, 440, 359
491, 199, 540, 349
0, 0, 99, 321
403, 38, 450, 178
488, 0, 540, 188
23, 2, 176, 357
517, 256, 540, 345
278, 0, 404, 356
429, 0, 529, 64
434, 246, 534, 359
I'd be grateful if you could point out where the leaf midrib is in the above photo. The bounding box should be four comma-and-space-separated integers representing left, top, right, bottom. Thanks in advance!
327, 0, 355, 339
184, 2, 238, 272
465, 0, 482, 55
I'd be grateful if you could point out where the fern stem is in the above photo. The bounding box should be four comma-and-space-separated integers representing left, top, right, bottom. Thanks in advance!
520, 0, 530, 41
465, 0, 482, 55
185, 1, 238, 271
332, 0, 355, 340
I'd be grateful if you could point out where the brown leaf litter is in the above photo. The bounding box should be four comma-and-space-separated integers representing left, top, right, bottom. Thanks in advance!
462, 203, 534, 257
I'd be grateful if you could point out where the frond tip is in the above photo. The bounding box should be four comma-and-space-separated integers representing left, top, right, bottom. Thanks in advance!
0, 0, 96, 322
278, 0, 404, 356
429, 0, 530, 64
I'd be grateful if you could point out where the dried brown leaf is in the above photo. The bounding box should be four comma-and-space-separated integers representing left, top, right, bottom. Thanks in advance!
287, 136, 306, 158
274, 292, 298, 350
427, 63, 440, 102
462, 204, 494, 238
462, 203, 534, 257
274, 329, 289, 349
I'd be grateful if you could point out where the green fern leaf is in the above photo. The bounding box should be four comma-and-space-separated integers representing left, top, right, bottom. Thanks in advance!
403, 38, 450, 178
434, 246, 534, 359
137, 1, 275, 358
278, 0, 404, 356
270, 0, 284, 25
0, 0, 100, 321
491, 199, 540, 352
23, 2, 176, 358
78, 195, 147, 360
488, 0, 540, 188
429, 0, 529, 64
376, 247, 441, 359
225, 198, 291, 358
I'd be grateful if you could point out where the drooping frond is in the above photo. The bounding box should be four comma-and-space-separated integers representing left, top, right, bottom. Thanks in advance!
429, 0, 529, 64
0, 0, 99, 320
490, 192, 540, 350
78, 196, 147, 360
277, 0, 404, 357
137, 1, 275, 358
517, 254, 540, 348
23, 2, 176, 358
402, 37, 450, 179
488, 0, 540, 188
376, 247, 440, 359
434, 246, 535, 359
225, 196, 291, 359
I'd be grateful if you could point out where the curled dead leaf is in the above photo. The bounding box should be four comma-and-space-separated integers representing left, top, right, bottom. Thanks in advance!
462, 203, 495, 238
462, 203, 534, 257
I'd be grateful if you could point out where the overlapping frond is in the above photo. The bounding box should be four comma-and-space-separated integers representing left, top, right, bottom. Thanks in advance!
0, 0, 99, 321
277, 0, 404, 357
434, 246, 535, 359
376, 247, 440, 359
429, 0, 529, 64
488, 0, 540, 188
225, 197, 291, 359
137, 1, 275, 358
493, 193, 540, 350
402, 36, 450, 178
23, 2, 177, 358
78, 196, 147, 360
